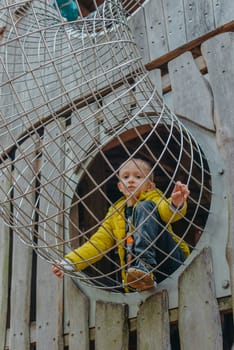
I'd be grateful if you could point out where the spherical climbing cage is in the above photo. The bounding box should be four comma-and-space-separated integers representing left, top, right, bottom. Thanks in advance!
0, 0, 225, 305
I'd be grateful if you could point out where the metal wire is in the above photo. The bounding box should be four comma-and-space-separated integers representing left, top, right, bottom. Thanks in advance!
0, 0, 212, 291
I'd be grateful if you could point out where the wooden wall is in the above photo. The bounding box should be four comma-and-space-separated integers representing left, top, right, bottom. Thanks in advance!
0, 0, 234, 349
129, 0, 234, 65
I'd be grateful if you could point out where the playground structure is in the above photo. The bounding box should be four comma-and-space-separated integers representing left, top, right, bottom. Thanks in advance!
0, 0, 234, 349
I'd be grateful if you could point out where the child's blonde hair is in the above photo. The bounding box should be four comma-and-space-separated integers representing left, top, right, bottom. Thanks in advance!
119, 157, 154, 182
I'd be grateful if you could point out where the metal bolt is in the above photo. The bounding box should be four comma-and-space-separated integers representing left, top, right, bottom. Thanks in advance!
222, 280, 230, 289
218, 168, 224, 175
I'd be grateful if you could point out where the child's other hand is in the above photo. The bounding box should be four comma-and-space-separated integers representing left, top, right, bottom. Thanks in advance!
52, 258, 75, 278
171, 181, 190, 208
52, 264, 64, 279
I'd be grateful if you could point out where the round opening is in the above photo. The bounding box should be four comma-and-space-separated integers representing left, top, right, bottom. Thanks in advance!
68, 124, 212, 291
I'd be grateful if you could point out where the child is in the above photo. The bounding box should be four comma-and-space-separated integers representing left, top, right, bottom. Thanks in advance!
52, 158, 190, 291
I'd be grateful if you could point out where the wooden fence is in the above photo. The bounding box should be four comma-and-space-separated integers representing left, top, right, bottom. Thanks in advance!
0, 0, 234, 349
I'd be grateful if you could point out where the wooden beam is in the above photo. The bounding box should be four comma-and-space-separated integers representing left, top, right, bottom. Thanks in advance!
145, 21, 234, 71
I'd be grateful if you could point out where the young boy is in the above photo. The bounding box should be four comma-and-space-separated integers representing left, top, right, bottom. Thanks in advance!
52, 158, 190, 291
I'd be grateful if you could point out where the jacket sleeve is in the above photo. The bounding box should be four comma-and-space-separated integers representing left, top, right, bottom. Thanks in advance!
157, 196, 187, 224
65, 208, 115, 270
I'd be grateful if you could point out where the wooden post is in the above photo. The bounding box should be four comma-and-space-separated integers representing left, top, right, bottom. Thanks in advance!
95, 301, 129, 350
137, 290, 171, 350
0, 168, 10, 350
36, 121, 65, 350
9, 137, 38, 350
64, 278, 90, 350
178, 247, 222, 349
201, 31, 234, 319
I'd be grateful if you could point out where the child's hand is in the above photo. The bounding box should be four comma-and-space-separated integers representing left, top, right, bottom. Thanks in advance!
52, 258, 75, 278
171, 181, 190, 208
52, 264, 64, 279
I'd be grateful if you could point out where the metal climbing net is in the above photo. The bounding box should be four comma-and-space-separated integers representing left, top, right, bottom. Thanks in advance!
0, 0, 211, 291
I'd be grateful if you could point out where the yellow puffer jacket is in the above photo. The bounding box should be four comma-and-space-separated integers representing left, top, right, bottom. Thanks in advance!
65, 189, 190, 287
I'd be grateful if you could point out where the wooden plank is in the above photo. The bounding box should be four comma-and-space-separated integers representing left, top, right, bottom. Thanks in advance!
64, 278, 89, 350
162, 0, 187, 50
145, 20, 234, 71
95, 301, 129, 350
137, 290, 170, 350
65, 32, 97, 98
92, 35, 122, 93
128, 6, 150, 64
161, 55, 207, 94
9, 237, 33, 350
201, 32, 234, 316
36, 121, 64, 350
0, 168, 10, 350
144, 0, 169, 61
148, 69, 162, 96
178, 247, 222, 349
68, 106, 99, 156
0, 38, 25, 151
102, 86, 135, 136
0, 36, 43, 151
168, 51, 214, 131
9, 137, 37, 350
183, 0, 215, 42
62, 107, 100, 255
213, 0, 234, 27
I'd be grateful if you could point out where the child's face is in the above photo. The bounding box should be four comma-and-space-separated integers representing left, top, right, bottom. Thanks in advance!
117, 159, 154, 204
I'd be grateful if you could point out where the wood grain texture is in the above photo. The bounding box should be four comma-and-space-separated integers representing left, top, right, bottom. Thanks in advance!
128, 6, 150, 64
95, 301, 129, 350
137, 290, 171, 350
36, 121, 65, 350
201, 31, 234, 317
213, 0, 234, 27
183, 0, 215, 42
64, 279, 89, 350
178, 247, 222, 350
9, 137, 37, 350
0, 169, 10, 350
168, 51, 214, 130
144, 0, 169, 61
163, 0, 187, 50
